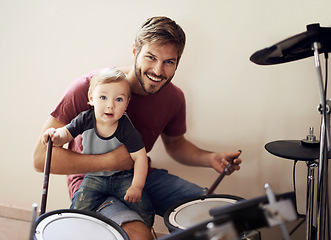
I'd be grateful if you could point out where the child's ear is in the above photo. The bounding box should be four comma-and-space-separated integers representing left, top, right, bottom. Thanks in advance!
125, 97, 130, 109
132, 43, 136, 57
88, 92, 94, 106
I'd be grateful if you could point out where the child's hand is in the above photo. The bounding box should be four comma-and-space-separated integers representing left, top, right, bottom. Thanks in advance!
124, 185, 142, 203
42, 128, 61, 145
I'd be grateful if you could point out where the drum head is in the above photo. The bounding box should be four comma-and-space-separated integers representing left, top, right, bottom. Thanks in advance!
34, 209, 128, 240
164, 194, 244, 232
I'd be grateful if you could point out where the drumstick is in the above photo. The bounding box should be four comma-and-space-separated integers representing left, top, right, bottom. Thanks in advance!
207, 150, 241, 195
40, 137, 53, 215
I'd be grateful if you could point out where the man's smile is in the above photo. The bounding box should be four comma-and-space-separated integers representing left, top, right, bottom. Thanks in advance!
146, 73, 165, 82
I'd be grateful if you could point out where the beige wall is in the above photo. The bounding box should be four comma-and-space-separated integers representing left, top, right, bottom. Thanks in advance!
1, 0, 330, 234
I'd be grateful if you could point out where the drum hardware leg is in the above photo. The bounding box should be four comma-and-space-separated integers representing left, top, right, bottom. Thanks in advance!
312, 41, 330, 240
305, 160, 318, 240
264, 183, 291, 240
29, 203, 38, 240
289, 218, 306, 236
289, 158, 316, 239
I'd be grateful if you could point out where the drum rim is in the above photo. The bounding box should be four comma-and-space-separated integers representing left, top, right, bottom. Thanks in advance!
34, 209, 129, 240
164, 194, 245, 232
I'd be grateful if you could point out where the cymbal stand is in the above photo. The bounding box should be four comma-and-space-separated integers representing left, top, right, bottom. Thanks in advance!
312, 42, 330, 240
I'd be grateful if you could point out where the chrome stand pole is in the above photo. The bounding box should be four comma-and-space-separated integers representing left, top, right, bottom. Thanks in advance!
312, 42, 330, 240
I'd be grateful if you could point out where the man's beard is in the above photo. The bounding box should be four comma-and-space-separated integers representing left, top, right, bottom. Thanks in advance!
134, 60, 174, 95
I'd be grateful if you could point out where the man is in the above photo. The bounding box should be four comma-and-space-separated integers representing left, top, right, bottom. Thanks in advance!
33, 16, 242, 240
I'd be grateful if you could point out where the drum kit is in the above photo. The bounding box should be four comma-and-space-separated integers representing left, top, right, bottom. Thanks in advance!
29, 23, 331, 240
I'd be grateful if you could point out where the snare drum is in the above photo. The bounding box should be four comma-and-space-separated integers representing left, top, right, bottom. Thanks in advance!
164, 194, 244, 232
34, 209, 129, 240
164, 195, 261, 240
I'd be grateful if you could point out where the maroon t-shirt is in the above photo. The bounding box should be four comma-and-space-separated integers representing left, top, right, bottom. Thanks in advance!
51, 68, 187, 200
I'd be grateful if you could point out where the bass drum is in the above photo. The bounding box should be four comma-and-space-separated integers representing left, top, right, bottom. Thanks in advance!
34, 209, 129, 240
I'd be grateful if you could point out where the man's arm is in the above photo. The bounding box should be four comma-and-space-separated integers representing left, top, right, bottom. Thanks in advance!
33, 116, 134, 174
161, 134, 241, 175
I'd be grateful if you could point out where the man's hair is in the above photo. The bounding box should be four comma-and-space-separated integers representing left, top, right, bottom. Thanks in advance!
135, 16, 186, 62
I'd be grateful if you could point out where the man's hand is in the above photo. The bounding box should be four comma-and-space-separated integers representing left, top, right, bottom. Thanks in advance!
210, 151, 242, 175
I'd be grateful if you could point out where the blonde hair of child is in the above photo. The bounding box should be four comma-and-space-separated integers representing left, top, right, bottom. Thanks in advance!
88, 68, 131, 105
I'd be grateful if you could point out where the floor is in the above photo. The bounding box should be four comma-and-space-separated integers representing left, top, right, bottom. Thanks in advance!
0, 205, 33, 240
0, 204, 306, 240
0, 216, 32, 240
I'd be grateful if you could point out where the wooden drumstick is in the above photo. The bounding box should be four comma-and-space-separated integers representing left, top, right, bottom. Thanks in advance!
207, 150, 241, 195
40, 136, 53, 215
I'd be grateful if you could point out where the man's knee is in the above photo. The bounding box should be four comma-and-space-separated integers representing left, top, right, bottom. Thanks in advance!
121, 221, 154, 240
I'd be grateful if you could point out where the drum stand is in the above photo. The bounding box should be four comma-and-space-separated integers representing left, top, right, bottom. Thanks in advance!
312, 42, 330, 240
290, 42, 330, 240
250, 23, 331, 240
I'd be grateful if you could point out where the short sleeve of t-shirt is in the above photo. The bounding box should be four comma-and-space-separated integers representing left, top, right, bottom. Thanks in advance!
118, 114, 145, 153
66, 109, 94, 139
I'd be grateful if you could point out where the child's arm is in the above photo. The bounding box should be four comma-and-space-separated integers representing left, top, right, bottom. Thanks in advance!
124, 147, 148, 203
42, 127, 73, 147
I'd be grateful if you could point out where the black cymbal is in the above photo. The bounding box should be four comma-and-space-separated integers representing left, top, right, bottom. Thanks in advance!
265, 140, 328, 161
250, 23, 331, 65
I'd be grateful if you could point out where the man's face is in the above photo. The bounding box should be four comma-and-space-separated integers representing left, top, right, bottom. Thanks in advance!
134, 42, 179, 95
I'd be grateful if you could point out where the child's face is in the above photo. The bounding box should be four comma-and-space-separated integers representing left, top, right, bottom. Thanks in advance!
89, 81, 130, 125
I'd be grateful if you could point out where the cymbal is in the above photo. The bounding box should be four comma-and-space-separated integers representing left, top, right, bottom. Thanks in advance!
264, 140, 329, 161
250, 23, 331, 65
